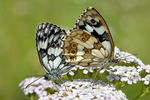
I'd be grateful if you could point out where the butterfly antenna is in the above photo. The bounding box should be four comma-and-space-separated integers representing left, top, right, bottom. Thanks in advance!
24, 77, 44, 89
26, 74, 44, 78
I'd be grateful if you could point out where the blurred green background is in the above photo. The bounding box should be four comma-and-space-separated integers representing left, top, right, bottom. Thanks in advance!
0, 0, 150, 100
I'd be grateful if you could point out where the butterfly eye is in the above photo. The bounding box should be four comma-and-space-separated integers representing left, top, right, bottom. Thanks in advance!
44, 73, 50, 80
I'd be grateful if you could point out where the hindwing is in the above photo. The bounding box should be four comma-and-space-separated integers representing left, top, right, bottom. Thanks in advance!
36, 22, 72, 75
62, 30, 109, 67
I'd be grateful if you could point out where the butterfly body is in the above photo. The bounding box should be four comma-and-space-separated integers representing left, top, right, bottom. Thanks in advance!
44, 69, 62, 81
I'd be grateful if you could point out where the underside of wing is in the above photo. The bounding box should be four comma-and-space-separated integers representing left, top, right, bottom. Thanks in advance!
74, 7, 114, 60
36, 23, 72, 73
62, 30, 109, 67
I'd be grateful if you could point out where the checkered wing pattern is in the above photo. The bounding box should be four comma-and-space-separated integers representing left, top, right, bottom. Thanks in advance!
36, 23, 72, 79
62, 7, 114, 67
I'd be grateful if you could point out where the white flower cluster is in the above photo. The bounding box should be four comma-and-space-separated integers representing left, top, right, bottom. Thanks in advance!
106, 65, 150, 85
68, 47, 150, 85
19, 78, 128, 100
19, 77, 60, 97
106, 66, 141, 84
114, 47, 145, 66
107, 47, 150, 85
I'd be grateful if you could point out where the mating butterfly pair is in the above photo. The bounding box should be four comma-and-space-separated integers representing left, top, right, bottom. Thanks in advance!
36, 7, 118, 81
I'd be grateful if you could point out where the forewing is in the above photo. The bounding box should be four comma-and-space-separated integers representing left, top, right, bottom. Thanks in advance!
74, 7, 114, 60
36, 22, 71, 73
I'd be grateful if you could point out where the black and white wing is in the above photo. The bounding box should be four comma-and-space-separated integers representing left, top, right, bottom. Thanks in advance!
36, 22, 72, 75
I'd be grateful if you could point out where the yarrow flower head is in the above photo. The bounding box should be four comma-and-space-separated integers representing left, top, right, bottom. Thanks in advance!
19, 78, 128, 100
19, 77, 60, 97
114, 47, 145, 66
106, 66, 141, 84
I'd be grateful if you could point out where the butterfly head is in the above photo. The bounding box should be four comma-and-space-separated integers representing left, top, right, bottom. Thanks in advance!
44, 71, 61, 81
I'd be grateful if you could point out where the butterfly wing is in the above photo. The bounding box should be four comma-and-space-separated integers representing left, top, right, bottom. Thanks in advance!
36, 22, 72, 74
75, 7, 114, 59
62, 30, 109, 67
62, 7, 114, 67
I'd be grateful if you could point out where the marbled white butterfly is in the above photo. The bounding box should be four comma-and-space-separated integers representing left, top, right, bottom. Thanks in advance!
36, 7, 118, 82
36, 23, 73, 81
62, 7, 118, 69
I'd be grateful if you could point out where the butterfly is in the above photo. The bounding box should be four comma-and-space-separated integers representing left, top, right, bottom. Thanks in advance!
36, 23, 74, 81
62, 7, 118, 69
36, 7, 118, 82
